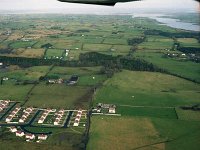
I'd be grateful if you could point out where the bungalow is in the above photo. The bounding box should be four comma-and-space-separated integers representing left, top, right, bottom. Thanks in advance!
73, 120, 79, 127
75, 116, 81, 122
10, 127, 17, 133
16, 131, 24, 137
38, 134, 48, 140
19, 116, 27, 123
54, 119, 60, 125
38, 117, 45, 124
6, 116, 13, 122
26, 133, 35, 140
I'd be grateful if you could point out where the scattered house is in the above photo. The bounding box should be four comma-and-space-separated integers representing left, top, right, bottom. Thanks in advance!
38, 134, 48, 140
2, 77, 9, 81
48, 79, 63, 84
10, 127, 17, 133
16, 131, 24, 137
0, 62, 3, 66
25, 133, 35, 140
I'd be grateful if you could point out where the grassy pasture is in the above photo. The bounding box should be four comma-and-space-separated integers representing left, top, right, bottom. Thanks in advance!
138, 40, 173, 50
177, 38, 200, 48
9, 41, 37, 49
103, 38, 128, 45
0, 82, 32, 101
176, 108, 200, 121
10, 48, 45, 58
118, 106, 177, 119
152, 118, 200, 150
25, 83, 92, 109
50, 66, 101, 76
77, 75, 107, 86
134, 51, 200, 82
83, 44, 112, 52
87, 116, 163, 150
95, 70, 200, 107
0, 66, 50, 80
45, 49, 64, 59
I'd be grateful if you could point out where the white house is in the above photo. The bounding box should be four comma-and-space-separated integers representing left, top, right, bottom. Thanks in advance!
26, 133, 35, 140
6, 116, 12, 122
73, 120, 79, 127
38, 117, 45, 124
16, 131, 24, 137
38, 134, 48, 140
109, 107, 116, 113
54, 119, 60, 125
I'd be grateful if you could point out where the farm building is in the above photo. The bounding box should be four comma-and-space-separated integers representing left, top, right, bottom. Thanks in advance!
109, 107, 116, 113
67, 75, 79, 85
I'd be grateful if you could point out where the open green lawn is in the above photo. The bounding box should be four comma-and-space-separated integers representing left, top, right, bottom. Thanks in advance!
95, 70, 200, 107
25, 83, 92, 109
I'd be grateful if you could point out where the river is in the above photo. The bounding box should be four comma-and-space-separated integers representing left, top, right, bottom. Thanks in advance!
132, 14, 200, 32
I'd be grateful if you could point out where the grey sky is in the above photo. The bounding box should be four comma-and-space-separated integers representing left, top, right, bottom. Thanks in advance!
0, 0, 199, 13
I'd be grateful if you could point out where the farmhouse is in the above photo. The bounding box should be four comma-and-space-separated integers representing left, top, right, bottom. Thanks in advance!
38, 134, 48, 140
109, 107, 116, 113
25, 133, 35, 140
16, 131, 24, 137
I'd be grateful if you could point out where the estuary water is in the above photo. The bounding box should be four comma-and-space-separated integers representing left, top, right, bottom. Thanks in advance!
132, 14, 200, 32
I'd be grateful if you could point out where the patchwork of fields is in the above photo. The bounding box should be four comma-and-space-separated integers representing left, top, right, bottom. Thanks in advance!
0, 14, 199, 150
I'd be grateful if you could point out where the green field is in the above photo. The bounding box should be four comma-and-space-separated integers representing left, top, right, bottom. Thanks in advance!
134, 52, 200, 82
95, 70, 200, 107
25, 83, 92, 109
88, 116, 164, 150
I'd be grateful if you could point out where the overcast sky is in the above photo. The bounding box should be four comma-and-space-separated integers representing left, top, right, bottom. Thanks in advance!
0, 0, 199, 13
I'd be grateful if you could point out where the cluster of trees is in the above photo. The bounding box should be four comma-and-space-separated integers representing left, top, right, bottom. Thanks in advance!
144, 29, 200, 39
127, 36, 146, 46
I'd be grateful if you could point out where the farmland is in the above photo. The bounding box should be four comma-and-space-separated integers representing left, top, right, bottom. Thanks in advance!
0, 13, 199, 150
